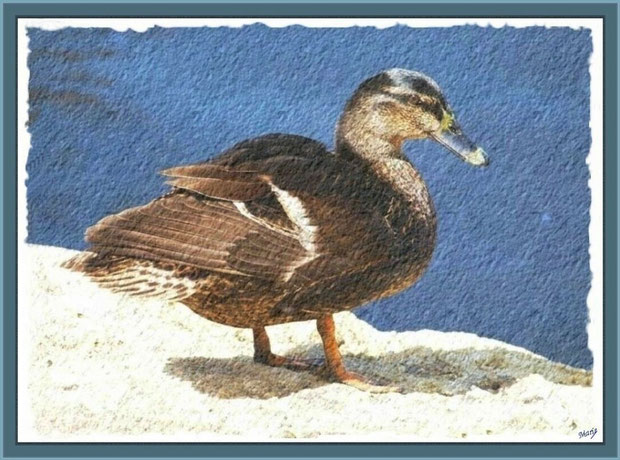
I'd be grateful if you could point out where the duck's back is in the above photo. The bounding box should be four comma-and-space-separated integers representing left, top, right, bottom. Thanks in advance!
65, 133, 435, 327
208, 133, 332, 166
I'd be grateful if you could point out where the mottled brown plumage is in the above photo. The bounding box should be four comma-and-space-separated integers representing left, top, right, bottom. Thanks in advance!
64, 69, 488, 391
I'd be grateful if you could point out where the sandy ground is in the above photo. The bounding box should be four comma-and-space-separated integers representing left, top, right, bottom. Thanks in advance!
19, 244, 597, 442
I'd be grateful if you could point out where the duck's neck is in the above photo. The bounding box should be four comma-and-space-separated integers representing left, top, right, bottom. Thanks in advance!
335, 109, 404, 163
335, 115, 433, 214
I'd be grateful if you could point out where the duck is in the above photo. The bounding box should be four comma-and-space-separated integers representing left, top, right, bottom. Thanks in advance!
64, 68, 488, 392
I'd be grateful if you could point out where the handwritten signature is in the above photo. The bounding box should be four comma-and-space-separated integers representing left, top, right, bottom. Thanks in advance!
578, 427, 598, 439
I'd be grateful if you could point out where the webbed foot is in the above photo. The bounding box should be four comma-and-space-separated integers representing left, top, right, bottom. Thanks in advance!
323, 368, 402, 393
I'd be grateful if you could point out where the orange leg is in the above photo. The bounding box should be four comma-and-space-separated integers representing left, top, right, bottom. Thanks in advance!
316, 314, 400, 393
315, 314, 355, 381
252, 326, 319, 371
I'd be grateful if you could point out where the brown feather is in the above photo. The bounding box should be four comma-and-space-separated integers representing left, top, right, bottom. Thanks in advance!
161, 163, 258, 177
162, 163, 271, 201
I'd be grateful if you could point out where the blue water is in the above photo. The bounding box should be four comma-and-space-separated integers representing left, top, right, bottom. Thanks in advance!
26, 25, 593, 368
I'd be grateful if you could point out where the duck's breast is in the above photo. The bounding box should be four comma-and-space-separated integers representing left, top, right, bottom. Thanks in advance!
371, 158, 437, 263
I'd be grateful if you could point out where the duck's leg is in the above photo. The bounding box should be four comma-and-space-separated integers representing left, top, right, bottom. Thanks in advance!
252, 326, 320, 371
316, 314, 399, 393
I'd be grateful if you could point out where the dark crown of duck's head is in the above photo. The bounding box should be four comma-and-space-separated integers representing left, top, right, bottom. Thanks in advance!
344, 68, 488, 167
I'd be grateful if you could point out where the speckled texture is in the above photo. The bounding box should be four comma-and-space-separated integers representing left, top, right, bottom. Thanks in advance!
21, 245, 595, 442
25, 25, 592, 368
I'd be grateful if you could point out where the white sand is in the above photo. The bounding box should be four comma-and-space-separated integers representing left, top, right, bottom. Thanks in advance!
19, 244, 597, 442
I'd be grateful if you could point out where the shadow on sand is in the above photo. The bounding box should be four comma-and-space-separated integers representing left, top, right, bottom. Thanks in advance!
164, 343, 591, 400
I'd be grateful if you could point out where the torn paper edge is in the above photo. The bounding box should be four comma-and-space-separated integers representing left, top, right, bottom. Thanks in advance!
16, 17, 603, 443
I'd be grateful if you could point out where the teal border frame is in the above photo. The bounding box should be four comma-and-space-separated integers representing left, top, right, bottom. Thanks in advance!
2, 2, 618, 459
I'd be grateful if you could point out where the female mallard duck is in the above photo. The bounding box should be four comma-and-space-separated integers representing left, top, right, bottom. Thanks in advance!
65, 68, 488, 392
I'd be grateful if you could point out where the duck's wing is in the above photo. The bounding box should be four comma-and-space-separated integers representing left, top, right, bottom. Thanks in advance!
85, 135, 390, 288
84, 191, 309, 282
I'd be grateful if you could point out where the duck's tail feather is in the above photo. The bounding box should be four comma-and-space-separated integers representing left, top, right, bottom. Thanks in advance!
61, 251, 198, 302
61, 251, 97, 271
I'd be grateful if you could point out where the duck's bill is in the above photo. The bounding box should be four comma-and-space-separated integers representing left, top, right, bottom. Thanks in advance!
432, 128, 489, 167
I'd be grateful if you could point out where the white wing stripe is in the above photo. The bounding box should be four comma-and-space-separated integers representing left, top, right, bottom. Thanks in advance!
264, 181, 320, 281
266, 181, 318, 254
234, 181, 320, 282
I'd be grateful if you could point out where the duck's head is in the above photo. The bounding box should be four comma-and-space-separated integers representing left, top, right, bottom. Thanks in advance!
337, 68, 489, 167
